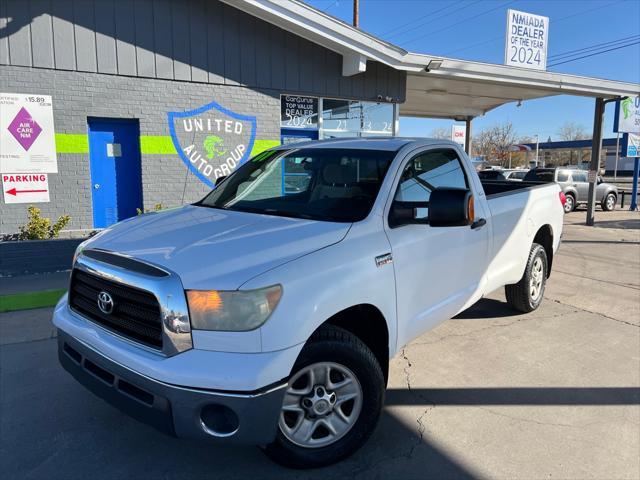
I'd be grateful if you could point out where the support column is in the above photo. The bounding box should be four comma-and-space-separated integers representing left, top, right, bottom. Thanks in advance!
630, 157, 639, 211
586, 97, 605, 226
464, 117, 472, 155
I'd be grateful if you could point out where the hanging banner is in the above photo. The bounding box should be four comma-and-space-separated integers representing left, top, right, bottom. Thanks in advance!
614, 96, 640, 134
504, 9, 549, 71
0, 93, 58, 173
451, 125, 466, 146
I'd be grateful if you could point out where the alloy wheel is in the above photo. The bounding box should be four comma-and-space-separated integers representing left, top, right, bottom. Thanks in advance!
279, 362, 363, 448
529, 256, 544, 301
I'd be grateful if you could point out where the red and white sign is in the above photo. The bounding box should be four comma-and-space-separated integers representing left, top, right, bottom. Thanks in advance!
451, 125, 466, 146
2, 173, 50, 204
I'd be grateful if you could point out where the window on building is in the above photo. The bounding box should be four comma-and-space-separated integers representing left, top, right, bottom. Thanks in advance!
322, 100, 394, 138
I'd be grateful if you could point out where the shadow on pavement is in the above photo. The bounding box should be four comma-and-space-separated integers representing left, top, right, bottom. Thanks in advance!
592, 218, 640, 230
386, 387, 640, 406
562, 239, 640, 245
453, 298, 520, 320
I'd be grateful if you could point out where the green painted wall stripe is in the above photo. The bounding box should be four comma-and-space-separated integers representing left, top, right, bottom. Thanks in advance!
140, 135, 177, 154
55, 133, 280, 156
55, 133, 89, 153
250, 139, 280, 156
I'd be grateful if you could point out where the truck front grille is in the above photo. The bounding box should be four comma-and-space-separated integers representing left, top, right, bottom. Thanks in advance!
69, 269, 163, 349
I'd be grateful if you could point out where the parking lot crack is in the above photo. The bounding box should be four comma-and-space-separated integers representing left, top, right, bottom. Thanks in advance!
411, 312, 576, 346
399, 348, 436, 460
476, 406, 621, 430
550, 298, 639, 328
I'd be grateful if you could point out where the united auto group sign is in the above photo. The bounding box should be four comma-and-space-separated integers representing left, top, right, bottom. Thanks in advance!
168, 101, 256, 188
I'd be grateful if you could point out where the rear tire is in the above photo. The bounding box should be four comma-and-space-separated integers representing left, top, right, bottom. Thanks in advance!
505, 243, 548, 313
262, 325, 385, 469
563, 193, 575, 213
601, 193, 616, 211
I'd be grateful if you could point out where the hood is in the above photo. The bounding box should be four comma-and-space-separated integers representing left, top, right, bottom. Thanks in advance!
84, 205, 350, 290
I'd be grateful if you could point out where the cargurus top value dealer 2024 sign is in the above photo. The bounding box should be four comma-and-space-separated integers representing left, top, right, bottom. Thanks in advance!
169, 101, 257, 188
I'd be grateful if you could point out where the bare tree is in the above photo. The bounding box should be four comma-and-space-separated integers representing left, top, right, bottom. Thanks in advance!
429, 127, 450, 139
473, 122, 518, 167
556, 122, 588, 141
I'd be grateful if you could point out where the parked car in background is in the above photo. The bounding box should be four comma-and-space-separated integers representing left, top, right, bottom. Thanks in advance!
503, 169, 529, 181
523, 167, 618, 213
477, 169, 507, 181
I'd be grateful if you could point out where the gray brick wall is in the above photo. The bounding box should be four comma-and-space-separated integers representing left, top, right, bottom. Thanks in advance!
0, 65, 280, 234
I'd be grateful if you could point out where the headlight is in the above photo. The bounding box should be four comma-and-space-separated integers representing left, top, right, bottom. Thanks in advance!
186, 285, 282, 331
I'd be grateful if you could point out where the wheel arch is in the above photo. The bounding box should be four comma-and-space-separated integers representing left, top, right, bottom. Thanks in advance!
314, 304, 390, 383
533, 224, 554, 277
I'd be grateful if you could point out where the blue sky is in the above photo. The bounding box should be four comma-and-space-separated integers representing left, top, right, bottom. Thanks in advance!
305, 0, 640, 141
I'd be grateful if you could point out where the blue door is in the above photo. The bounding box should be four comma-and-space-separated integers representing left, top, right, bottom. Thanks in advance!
88, 119, 143, 228
280, 129, 319, 195
280, 128, 319, 145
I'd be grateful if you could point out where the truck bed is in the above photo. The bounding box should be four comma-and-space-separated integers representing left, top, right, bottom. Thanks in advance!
480, 180, 549, 198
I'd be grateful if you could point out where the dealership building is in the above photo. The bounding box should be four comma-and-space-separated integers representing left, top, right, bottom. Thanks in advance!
1, 0, 638, 235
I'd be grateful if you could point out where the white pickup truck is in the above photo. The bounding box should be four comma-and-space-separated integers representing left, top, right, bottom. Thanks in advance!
54, 138, 564, 468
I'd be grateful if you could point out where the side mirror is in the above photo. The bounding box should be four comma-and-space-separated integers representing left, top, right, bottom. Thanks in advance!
215, 175, 227, 186
389, 188, 473, 228
429, 188, 474, 227
389, 201, 430, 227
597, 176, 603, 184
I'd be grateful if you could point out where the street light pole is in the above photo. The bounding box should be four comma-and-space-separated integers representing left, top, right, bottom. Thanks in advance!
535, 134, 539, 167
353, 0, 359, 27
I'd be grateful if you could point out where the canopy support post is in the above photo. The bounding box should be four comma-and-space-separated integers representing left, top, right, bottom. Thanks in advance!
586, 97, 605, 226
464, 117, 472, 155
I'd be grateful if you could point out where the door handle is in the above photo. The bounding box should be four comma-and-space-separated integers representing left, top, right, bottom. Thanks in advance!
94, 183, 100, 189
470, 218, 486, 230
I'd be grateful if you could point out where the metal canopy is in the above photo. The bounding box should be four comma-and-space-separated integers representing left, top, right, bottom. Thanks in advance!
227, 1, 639, 119
402, 58, 640, 119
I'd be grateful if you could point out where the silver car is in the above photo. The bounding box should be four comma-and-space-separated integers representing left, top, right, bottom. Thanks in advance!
524, 167, 618, 213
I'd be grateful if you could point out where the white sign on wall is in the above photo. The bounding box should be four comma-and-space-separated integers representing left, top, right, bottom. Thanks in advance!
0, 93, 57, 174
615, 96, 640, 134
451, 125, 466, 146
504, 9, 549, 71
2, 173, 50, 204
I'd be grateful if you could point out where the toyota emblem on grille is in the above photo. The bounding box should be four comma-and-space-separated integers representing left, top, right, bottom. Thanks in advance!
97, 291, 114, 315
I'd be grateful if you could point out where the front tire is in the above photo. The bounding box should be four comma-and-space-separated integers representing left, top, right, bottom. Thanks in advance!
601, 193, 616, 211
262, 325, 384, 469
505, 243, 548, 313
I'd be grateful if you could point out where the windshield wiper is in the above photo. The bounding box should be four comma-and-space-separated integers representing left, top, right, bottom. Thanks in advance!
263, 209, 319, 220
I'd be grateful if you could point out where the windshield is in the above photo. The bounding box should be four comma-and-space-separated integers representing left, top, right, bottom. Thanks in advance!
198, 148, 395, 222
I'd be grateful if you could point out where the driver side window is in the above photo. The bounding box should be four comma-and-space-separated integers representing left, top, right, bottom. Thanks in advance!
395, 149, 469, 218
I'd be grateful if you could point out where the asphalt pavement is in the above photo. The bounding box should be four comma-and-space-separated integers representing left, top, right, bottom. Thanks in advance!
1, 210, 639, 479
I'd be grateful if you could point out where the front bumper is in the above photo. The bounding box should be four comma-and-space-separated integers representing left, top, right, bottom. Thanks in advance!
58, 330, 287, 445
